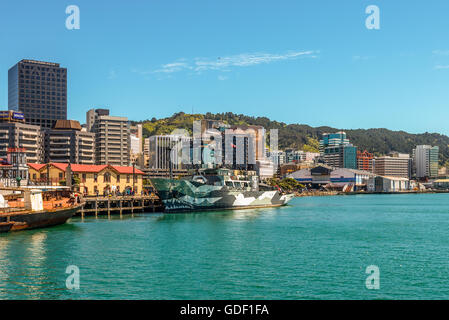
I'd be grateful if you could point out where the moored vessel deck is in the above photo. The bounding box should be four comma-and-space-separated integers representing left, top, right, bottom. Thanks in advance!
0, 187, 80, 233
150, 168, 295, 213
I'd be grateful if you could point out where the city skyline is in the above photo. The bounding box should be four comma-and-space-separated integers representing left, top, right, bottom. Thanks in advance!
1, 1, 449, 135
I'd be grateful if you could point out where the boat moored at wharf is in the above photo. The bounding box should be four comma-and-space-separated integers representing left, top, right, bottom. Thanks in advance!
0, 187, 81, 233
150, 168, 295, 213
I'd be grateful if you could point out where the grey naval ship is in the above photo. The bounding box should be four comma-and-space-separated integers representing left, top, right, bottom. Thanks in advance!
150, 168, 295, 213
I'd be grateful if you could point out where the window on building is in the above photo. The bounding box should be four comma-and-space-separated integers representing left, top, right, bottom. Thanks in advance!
94, 174, 98, 182
82, 174, 86, 183
117, 174, 120, 183
127, 175, 130, 183
104, 172, 111, 183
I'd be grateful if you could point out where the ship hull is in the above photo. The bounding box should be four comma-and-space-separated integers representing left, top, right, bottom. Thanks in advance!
0, 222, 13, 233
0, 205, 81, 232
151, 178, 295, 213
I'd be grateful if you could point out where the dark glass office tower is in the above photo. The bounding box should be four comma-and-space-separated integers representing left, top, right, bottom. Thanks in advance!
8, 59, 67, 128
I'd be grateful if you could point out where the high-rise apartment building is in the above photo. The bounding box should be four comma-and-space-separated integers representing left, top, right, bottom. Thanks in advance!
323, 144, 357, 169
148, 135, 191, 170
86, 109, 130, 166
130, 124, 143, 154
320, 131, 357, 169
130, 135, 140, 155
0, 114, 44, 163
357, 150, 374, 172
45, 120, 95, 164
8, 59, 67, 128
319, 131, 350, 154
144, 137, 150, 168
412, 145, 439, 179
270, 150, 286, 167
373, 154, 411, 178
129, 124, 144, 167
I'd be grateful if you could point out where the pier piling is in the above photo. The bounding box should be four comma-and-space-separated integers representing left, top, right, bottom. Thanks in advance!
76, 195, 162, 217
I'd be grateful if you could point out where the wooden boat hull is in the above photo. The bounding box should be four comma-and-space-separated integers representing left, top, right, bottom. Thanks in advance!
0, 205, 81, 232
0, 222, 14, 233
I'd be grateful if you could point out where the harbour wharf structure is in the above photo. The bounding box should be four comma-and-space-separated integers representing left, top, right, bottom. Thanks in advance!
78, 194, 162, 217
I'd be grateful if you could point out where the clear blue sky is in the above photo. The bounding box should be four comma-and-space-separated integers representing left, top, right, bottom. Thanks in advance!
1, 0, 448, 134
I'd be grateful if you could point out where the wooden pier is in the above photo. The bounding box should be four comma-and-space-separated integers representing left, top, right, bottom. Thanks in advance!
78, 195, 163, 217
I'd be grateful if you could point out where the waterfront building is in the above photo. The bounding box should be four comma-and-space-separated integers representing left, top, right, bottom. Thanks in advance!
287, 165, 373, 191
372, 154, 411, 179
45, 120, 95, 164
86, 109, 130, 166
367, 176, 410, 192
357, 150, 374, 172
28, 163, 144, 195
0, 148, 29, 187
433, 179, 449, 190
8, 59, 67, 128
0, 118, 44, 163
330, 168, 374, 191
279, 162, 313, 178
412, 145, 439, 179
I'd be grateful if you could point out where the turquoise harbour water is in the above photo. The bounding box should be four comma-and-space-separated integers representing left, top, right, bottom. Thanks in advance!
1, 193, 449, 300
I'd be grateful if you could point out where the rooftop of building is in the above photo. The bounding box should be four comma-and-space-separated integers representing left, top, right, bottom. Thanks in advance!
19, 59, 61, 67
28, 163, 145, 175
53, 120, 82, 131
379, 176, 410, 181
333, 168, 375, 176
375, 155, 410, 160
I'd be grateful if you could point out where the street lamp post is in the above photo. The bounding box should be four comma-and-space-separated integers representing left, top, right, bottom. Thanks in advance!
132, 160, 136, 194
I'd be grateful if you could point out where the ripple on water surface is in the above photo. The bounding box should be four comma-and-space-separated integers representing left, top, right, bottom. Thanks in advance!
1, 194, 449, 299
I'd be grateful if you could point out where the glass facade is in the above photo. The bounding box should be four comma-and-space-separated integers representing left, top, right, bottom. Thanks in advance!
343, 145, 357, 169
8, 60, 67, 128
8, 64, 19, 111
429, 146, 439, 178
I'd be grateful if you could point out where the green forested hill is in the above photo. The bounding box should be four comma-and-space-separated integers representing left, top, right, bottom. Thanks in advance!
133, 112, 449, 166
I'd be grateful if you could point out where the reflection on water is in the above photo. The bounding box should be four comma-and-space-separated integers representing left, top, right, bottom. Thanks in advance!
27, 232, 48, 266
24, 232, 48, 298
157, 208, 271, 222
0, 236, 10, 296
0, 231, 51, 299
